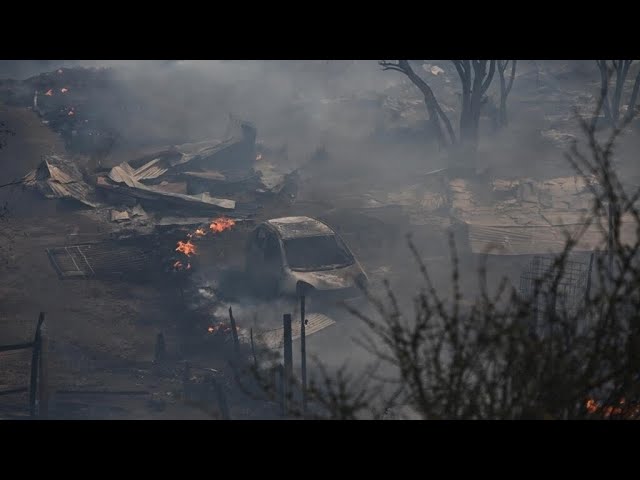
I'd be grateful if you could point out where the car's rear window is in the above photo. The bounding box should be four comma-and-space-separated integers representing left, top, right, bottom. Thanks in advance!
283, 235, 354, 271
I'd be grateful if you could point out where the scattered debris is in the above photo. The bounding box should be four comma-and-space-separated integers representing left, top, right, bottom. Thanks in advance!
448, 175, 637, 255
110, 209, 130, 222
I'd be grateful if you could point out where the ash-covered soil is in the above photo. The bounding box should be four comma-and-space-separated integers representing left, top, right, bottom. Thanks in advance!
3, 60, 640, 419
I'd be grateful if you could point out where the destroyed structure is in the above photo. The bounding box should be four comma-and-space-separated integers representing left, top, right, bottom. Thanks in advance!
23, 118, 298, 231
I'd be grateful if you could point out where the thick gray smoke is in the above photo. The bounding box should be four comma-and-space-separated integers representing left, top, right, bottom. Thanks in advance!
2, 60, 396, 155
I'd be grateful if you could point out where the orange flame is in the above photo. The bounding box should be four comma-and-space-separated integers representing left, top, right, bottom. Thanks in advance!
68, 108, 75, 116
45, 89, 53, 96
585, 397, 640, 418
256, 153, 263, 161
209, 217, 236, 234
61, 87, 69, 93
57, 69, 63, 74
172, 217, 234, 271
207, 321, 234, 335
176, 240, 196, 256
173, 260, 192, 271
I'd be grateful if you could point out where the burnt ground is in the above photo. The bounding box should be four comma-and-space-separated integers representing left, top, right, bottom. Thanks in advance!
3, 61, 640, 419
0, 105, 447, 419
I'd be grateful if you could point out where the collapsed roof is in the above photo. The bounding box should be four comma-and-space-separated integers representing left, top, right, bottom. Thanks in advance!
23, 119, 298, 222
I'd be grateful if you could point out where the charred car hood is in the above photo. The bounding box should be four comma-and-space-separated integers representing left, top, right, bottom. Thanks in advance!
290, 263, 364, 291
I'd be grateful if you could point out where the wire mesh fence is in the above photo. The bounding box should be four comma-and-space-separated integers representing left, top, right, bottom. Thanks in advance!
519, 254, 591, 332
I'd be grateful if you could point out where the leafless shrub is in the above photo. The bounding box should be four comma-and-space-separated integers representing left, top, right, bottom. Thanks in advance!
249, 92, 640, 420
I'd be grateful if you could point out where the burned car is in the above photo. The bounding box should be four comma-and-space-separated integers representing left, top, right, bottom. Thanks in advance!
245, 216, 368, 306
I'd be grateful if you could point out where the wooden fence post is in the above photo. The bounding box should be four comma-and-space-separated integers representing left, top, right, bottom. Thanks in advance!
300, 295, 307, 415
211, 377, 231, 420
228, 307, 240, 356
38, 320, 49, 419
283, 313, 293, 415
277, 364, 286, 417
154, 332, 166, 364
29, 312, 45, 418
250, 328, 258, 370
182, 362, 191, 401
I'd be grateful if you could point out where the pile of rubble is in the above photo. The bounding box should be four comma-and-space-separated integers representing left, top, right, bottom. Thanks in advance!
22, 118, 299, 231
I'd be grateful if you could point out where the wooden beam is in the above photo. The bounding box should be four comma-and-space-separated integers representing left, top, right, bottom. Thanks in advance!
283, 314, 293, 417
228, 307, 240, 355
38, 321, 49, 419
29, 312, 45, 418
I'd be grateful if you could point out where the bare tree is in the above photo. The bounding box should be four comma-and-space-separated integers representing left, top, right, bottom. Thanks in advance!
379, 60, 502, 150
596, 60, 640, 128
379, 60, 456, 148
497, 60, 517, 127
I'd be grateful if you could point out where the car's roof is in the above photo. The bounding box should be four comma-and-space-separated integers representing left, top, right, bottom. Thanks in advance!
266, 216, 334, 240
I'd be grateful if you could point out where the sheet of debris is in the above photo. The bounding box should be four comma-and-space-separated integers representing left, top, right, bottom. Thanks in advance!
98, 167, 236, 211
448, 175, 637, 255
22, 154, 102, 208
253, 313, 336, 350
75, 203, 155, 236
94, 118, 295, 217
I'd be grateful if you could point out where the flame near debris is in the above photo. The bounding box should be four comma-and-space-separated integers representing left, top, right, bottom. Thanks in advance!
256, 153, 263, 161
207, 322, 232, 335
176, 240, 197, 257
61, 87, 69, 93
45, 89, 53, 96
173, 260, 191, 271
172, 216, 236, 271
209, 217, 236, 233
585, 397, 640, 418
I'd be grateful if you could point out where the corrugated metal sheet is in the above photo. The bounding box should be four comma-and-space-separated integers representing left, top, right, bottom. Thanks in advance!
254, 313, 336, 350
450, 175, 638, 256
132, 158, 169, 182
23, 156, 101, 208
465, 213, 635, 255
98, 173, 236, 211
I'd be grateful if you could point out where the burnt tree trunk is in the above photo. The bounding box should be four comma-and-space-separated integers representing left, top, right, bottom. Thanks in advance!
379, 60, 456, 148
596, 60, 637, 129
452, 60, 496, 148
497, 60, 517, 127
625, 67, 640, 123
